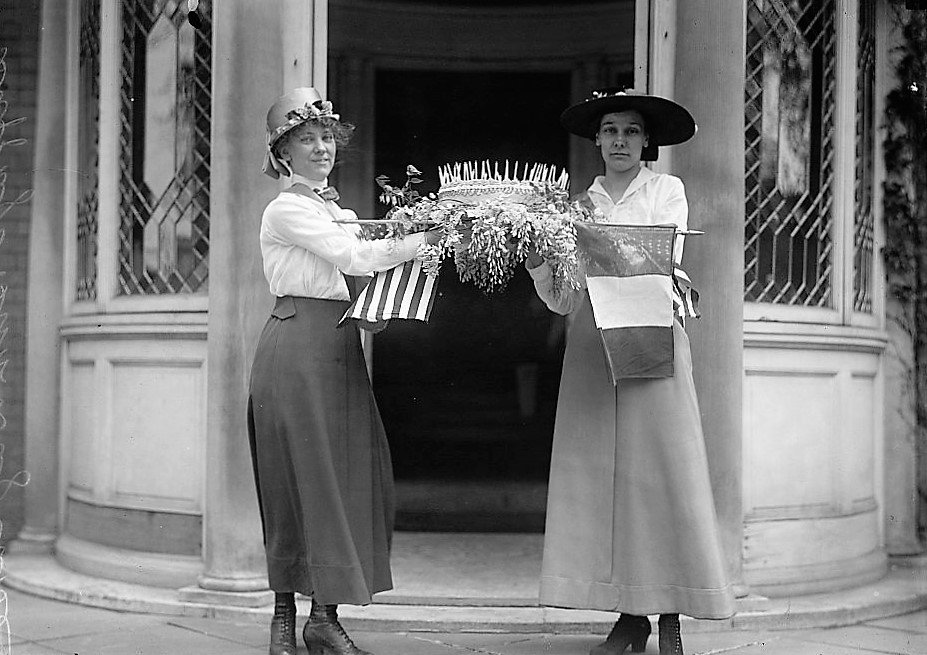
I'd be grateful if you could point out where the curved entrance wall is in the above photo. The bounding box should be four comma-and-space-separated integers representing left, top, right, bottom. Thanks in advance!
742, 322, 887, 596
58, 313, 207, 587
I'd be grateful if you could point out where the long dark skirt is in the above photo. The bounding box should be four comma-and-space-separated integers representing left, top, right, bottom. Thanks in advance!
247, 295, 394, 605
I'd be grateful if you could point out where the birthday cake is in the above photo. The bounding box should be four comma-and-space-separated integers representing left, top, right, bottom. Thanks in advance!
437, 161, 569, 205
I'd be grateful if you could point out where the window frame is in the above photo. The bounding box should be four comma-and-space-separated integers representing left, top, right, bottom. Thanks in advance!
743, 0, 881, 328
65, 0, 210, 316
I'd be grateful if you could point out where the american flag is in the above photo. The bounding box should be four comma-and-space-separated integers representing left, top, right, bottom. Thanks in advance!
575, 222, 697, 383
338, 259, 437, 327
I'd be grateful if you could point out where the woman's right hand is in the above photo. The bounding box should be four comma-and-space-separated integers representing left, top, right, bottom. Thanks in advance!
423, 229, 442, 246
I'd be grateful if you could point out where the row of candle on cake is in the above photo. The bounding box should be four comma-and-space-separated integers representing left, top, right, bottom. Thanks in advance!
437, 160, 569, 189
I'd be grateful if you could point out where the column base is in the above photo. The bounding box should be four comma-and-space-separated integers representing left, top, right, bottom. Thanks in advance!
181, 575, 273, 607
7, 527, 56, 554
889, 552, 927, 568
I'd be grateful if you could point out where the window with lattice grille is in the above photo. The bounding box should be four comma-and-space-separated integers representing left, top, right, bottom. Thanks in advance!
744, 0, 836, 307
853, 1, 876, 314
117, 0, 211, 295
76, 0, 101, 301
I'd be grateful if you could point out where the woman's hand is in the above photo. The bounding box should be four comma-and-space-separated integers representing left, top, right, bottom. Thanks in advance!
423, 229, 442, 246
455, 223, 473, 252
525, 245, 545, 269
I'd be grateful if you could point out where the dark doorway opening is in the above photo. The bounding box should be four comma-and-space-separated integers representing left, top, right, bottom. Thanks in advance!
372, 69, 571, 531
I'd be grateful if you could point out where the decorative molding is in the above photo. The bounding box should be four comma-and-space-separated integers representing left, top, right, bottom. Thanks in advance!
60, 311, 208, 340
744, 321, 888, 353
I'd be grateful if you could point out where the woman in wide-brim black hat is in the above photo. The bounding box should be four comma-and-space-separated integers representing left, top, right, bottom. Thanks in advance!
249, 87, 440, 655
526, 89, 735, 655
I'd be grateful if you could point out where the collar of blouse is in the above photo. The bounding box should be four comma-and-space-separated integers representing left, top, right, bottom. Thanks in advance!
589, 165, 657, 207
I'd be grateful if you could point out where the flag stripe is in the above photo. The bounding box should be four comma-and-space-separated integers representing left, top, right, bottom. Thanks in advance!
599, 326, 674, 381
586, 275, 674, 329
370, 265, 396, 321
383, 264, 404, 316
392, 262, 415, 318
397, 261, 419, 317
399, 260, 424, 317
364, 269, 388, 322
415, 271, 437, 321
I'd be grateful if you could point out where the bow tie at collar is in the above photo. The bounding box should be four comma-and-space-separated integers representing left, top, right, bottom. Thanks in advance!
289, 174, 340, 202
314, 185, 340, 202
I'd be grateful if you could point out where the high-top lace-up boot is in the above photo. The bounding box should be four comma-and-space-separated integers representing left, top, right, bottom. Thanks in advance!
658, 613, 684, 655
589, 613, 651, 655
269, 592, 296, 655
302, 602, 373, 655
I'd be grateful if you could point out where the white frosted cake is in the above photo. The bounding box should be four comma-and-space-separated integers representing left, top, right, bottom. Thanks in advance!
437, 161, 569, 205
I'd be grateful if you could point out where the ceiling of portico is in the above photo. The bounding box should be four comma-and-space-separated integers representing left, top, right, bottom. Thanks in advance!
330, 0, 635, 65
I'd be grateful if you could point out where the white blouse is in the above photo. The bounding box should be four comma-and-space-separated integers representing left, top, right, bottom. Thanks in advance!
529, 166, 689, 316
260, 182, 426, 300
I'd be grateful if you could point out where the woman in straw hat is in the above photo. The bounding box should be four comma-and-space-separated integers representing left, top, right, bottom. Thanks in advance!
525, 89, 735, 655
250, 87, 440, 655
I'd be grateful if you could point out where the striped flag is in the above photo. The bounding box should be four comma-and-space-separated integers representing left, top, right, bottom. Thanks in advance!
338, 259, 438, 327
575, 222, 683, 383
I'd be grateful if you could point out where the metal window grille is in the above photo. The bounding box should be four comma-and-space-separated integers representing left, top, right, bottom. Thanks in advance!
76, 0, 101, 301
117, 0, 211, 295
745, 0, 836, 307
853, 2, 876, 313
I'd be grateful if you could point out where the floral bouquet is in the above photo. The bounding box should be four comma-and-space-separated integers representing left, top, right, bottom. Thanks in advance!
364, 163, 584, 295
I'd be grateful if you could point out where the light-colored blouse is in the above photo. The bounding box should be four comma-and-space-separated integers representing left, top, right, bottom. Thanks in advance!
260, 179, 426, 300
529, 166, 689, 316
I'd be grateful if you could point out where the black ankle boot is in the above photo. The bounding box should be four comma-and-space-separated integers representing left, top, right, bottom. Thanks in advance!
658, 614, 684, 655
269, 592, 297, 655
590, 613, 651, 655
303, 602, 373, 655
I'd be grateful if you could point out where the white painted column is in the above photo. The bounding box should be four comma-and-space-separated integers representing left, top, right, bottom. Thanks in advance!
671, 0, 747, 592
10, 0, 69, 555
188, 0, 328, 604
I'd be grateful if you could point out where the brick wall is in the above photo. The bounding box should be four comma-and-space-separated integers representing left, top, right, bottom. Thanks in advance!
0, 0, 40, 546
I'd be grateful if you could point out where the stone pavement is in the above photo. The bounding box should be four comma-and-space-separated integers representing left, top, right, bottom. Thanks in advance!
6, 532, 927, 654
6, 586, 927, 655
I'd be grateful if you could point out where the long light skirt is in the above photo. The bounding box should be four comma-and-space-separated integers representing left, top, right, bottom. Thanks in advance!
539, 294, 735, 619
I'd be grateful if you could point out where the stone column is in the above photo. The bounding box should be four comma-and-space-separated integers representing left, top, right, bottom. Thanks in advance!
186, 0, 327, 605
879, 2, 922, 557
10, 0, 68, 555
671, 0, 746, 591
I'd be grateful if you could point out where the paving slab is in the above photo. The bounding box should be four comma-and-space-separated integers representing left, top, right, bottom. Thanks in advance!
795, 623, 927, 655
724, 636, 887, 654
6, 642, 67, 655
7, 590, 154, 641
866, 610, 927, 633
36, 622, 261, 655
165, 615, 268, 648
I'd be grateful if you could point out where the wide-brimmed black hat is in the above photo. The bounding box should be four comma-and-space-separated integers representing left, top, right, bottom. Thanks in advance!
560, 88, 696, 161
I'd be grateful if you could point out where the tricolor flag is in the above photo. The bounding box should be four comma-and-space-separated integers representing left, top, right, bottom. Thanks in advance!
574, 222, 683, 383
338, 259, 438, 327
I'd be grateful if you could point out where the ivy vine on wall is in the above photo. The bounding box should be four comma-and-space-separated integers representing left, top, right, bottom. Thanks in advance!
883, 6, 927, 537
